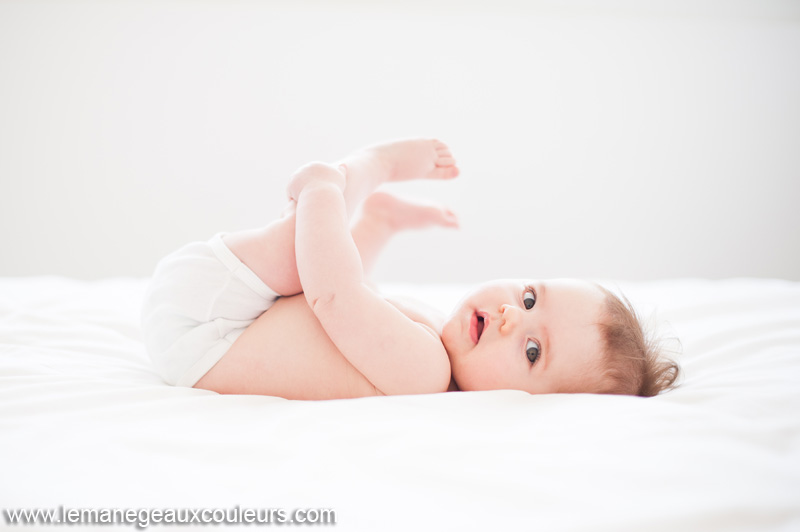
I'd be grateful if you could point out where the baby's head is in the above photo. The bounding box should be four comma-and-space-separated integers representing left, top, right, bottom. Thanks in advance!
441, 279, 679, 396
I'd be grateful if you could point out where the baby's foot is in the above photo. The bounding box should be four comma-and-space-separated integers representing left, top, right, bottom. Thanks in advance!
355, 138, 459, 182
361, 191, 459, 232
339, 139, 459, 214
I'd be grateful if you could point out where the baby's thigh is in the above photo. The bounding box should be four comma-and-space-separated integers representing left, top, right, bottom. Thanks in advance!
194, 294, 379, 400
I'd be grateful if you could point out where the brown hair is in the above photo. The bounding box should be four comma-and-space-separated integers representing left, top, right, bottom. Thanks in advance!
594, 285, 680, 397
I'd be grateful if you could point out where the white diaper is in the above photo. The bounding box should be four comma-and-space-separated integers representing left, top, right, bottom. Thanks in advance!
141, 233, 279, 387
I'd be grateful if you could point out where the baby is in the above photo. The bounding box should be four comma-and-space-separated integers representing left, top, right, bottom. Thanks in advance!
142, 139, 679, 399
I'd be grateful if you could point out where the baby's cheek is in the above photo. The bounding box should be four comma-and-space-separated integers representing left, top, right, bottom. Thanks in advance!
460, 355, 507, 391
451, 360, 481, 392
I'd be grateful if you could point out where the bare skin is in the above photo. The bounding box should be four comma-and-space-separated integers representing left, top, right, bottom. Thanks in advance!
195, 140, 459, 398
194, 138, 611, 399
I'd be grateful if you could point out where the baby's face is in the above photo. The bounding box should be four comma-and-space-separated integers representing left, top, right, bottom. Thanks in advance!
441, 279, 607, 394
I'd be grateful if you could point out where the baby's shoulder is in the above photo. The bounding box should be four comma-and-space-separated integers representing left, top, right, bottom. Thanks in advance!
384, 295, 445, 340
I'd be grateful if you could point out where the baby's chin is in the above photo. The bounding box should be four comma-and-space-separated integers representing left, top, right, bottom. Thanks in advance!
439, 314, 464, 357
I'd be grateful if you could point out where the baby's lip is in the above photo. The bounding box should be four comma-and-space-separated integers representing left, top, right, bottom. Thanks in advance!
469, 311, 489, 345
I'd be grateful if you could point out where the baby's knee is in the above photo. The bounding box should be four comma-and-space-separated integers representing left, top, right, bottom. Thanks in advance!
293, 161, 340, 179
288, 161, 346, 199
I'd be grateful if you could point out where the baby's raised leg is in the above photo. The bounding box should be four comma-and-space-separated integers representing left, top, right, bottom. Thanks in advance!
223, 139, 458, 295
339, 139, 458, 217
352, 191, 459, 276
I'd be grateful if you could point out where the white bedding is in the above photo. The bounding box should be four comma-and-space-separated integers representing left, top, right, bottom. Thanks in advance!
1, 276, 799, 531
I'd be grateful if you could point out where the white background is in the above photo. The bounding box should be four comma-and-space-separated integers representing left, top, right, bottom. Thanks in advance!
1, 0, 798, 283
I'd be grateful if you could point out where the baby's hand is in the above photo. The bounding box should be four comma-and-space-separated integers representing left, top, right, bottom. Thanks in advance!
287, 162, 347, 202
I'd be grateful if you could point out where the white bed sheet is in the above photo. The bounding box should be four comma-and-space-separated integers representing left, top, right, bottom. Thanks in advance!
1, 277, 799, 531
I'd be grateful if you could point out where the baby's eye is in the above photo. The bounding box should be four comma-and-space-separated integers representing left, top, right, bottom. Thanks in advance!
523, 289, 536, 310
526, 340, 540, 365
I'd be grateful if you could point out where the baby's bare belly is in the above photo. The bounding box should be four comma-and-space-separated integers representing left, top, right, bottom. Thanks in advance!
195, 294, 382, 399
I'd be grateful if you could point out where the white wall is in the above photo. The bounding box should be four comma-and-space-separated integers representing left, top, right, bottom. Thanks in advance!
1, 0, 799, 283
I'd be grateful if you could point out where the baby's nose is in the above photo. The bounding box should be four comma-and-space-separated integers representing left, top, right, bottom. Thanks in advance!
499, 304, 520, 335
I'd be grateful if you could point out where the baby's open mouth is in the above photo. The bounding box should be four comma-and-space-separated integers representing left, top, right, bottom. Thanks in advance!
470, 311, 487, 344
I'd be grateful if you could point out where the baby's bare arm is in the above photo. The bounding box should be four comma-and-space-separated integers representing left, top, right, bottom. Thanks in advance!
293, 165, 450, 395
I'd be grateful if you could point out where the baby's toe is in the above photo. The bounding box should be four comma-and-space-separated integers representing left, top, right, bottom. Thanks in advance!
438, 207, 460, 228
430, 164, 459, 180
